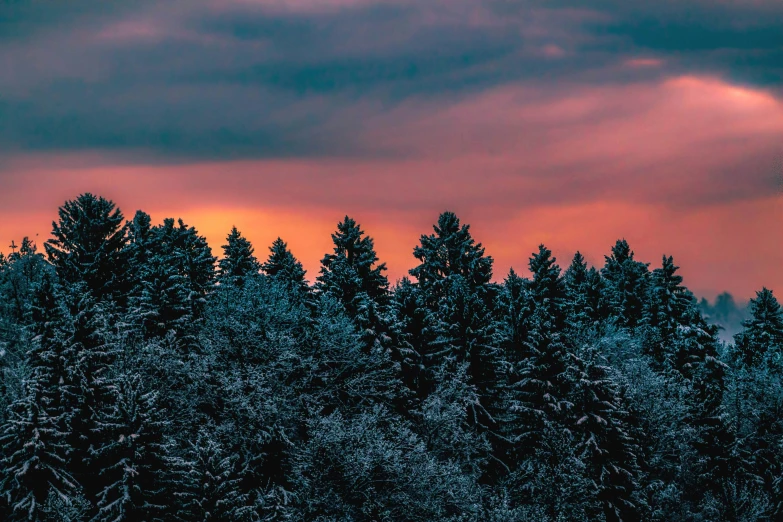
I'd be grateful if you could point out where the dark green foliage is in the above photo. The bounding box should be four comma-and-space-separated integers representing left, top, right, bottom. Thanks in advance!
0, 194, 778, 521
602, 240, 650, 329
317, 216, 389, 305
217, 227, 260, 286
564, 251, 597, 330
90, 372, 170, 521
129, 217, 216, 343
262, 237, 308, 290
410, 211, 493, 302
45, 194, 129, 303
732, 288, 783, 367
168, 430, 252, 521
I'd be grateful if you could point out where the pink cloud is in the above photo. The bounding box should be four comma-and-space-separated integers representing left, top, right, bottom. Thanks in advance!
1, 75, 780, 299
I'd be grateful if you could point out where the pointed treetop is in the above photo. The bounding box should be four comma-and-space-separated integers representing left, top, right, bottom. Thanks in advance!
319, 216, 388, 300
743, 287, 783, 342
607, 239, 634, 265
262, 237, 307, 287
44, 193, 128, 300
527, 244, 564, 308
410, 211, 493, 293
218, 226, 260, 283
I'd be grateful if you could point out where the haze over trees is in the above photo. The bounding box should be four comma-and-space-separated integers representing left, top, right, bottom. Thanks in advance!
0, 193, 779, 521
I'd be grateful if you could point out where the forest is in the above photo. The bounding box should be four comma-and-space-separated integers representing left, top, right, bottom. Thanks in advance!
0, 193, 781, 522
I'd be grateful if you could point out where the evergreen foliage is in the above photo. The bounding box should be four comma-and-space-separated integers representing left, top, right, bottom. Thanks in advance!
217, 227, 260, 286
0, 196, 777, 521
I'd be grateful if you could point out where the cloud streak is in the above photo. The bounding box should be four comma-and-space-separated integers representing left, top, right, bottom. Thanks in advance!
0, 0, 780, 299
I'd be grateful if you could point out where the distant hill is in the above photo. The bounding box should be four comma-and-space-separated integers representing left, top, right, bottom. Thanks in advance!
699, 292, 750, 344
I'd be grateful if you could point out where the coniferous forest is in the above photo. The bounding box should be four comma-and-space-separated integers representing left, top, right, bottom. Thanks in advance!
1, 193, 782, 522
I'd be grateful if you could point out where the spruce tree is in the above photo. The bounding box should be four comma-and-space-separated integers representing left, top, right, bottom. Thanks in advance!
124, 210, 155, 304
131, 218, 216, 344
169, 430, 252, 521
262, 237, 310, 297
505, 247, 572, 466
0, 346, 81, 521
571, 344, 645, 522
564, 252, 608, 331
90, 372, 170, 521
601, 240, 650, 329
317, 216, 388, 304
217, 227, 260, 287
526, 244, 566, 333
733, 288, 783, 367
316, 217, 393, 358
643, 255, 694, 366
45, 194, 129, 303
409, 211, 493, 303
407, 213, 501, 465
57, 286, 119, 507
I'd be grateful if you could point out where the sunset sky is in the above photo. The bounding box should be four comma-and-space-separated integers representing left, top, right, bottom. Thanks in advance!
1, 0, 781, 300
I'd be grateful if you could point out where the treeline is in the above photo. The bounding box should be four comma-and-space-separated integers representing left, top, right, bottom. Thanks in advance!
0, 193, 781, 521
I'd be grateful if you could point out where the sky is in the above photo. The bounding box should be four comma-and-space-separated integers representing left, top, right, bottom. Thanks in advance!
1, 0, 781, 300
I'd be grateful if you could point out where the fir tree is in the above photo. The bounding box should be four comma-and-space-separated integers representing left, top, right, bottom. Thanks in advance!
169, 430, 252, 522
262, 237, 311, 300
409, 211, 493, 304
317, 216, 388, 304
643, 255, 695, 366
217, 227, 260, 287
90, 372, 170, 521
733, 288, 783, 367
45, 194, 129, 303
0, 321, 82, 521
601, 240, 650, 329
564, 252, 608, 331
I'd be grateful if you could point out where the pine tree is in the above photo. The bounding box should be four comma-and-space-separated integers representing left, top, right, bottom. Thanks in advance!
601, 240, 650, 330
494, 269, 529, 361
389, 277, 428, 400
124, 210, 155, 302
0, 237, 51, 325
505, 247, 573, 466
217, 227, 260, 287
44, 194, 129, 303
526, 244, 566, 334
44, 285, 121, 507
407, 213, 502, 465
316, 217, 394, 360
90, 372, 170, 521
0, 389, 81, 521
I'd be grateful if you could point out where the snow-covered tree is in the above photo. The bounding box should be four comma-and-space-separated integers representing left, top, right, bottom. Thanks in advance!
601, 240, 650, 330
90, 372, 170, 521
168, 430, 253, 521
732, 288, 783, 367
217, 227, 260, 286
45, 193, 129, 303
